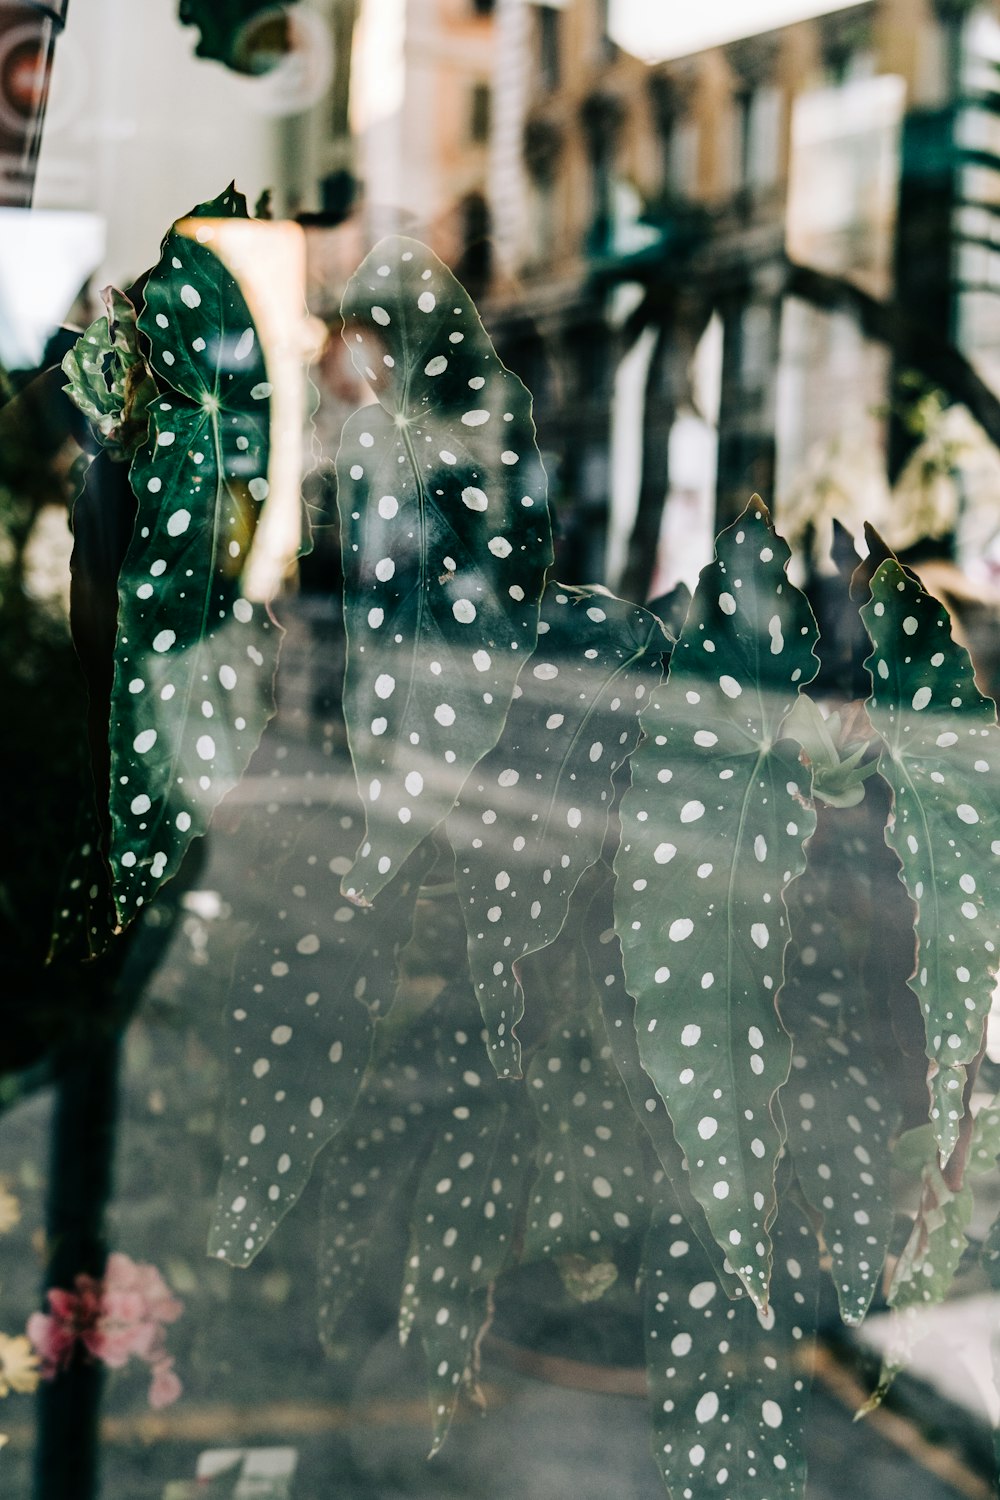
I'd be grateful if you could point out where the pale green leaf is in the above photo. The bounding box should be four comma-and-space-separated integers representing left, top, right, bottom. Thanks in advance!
209, 812, 433, 1268
450, 583, 665, 1078
861, 559, 1000, 1156
317, 1002, 445, 1351
615, 500, 819, 1305
779, 802, 899, 1325
888, 1158, 972, 1311
523, 981, 648, 1294
336, 236, 553, 907
400, 991, 535, 1453
643, 1194, 817, 1500
62, 287, 157, 459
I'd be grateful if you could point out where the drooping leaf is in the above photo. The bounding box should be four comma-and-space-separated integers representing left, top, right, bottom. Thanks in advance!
887, 1156, 972, 1312
336, 236, 553, 907
584, 877, 742, 1300
209, 807, 432, 1268
47, 801, 115, 963
779, 799, 899, 1326
109, 213, 277, 927
449, 584, 665, 1078
614, 500, 820, 1306
317, 1006, 443, 1351
968, 1096, 1000, 1176
62, 288, 158, 461
522, 978, 648, 1297
981, 1199, 1000, 1289
399, 989, 535, 1453
646, 581, 692, 642
643, 1192, 818, 1500
860, 559, 1000, 1156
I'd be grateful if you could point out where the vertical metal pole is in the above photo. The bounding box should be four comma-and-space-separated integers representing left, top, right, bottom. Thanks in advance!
34, 1033, 120, 1500
0, 1, 69, 207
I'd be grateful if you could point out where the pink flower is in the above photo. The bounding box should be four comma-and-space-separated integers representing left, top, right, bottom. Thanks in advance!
148, 1358, 182, 1410
26, 1253, 183, 1407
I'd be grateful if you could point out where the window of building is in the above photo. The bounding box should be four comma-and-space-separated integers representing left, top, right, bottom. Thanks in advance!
470, 81, 491, 143
734, 84, 782, 193
538, 5, 561, 92
666, 117, 700, 199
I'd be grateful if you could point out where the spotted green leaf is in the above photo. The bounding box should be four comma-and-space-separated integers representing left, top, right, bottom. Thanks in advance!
336, 236, 553, 908
643, 1194, 817, 1500
861, 559, 1000, 1157
317, 1005, 444, 1351
47, 804, 115, 963
981, 1198, 1000, 1288
523, 983, 648, 1296
614, 500, 819, 1307
449, 584, 666, 1078
399, 995, 535, 1453
110, 215, 276, 926
209, 807, 432, 1268
779, 803, 898, 1326
969, 1097, 1000, 1175
887, 1156, 972, 1312
62, 287, 157, 460
585, 879, 742, 1300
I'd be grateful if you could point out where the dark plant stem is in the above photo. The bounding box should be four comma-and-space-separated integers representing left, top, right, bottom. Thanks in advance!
34, 1034, 121, 1500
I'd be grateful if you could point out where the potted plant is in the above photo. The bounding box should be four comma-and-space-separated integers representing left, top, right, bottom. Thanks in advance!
9, 179, 1000, 1500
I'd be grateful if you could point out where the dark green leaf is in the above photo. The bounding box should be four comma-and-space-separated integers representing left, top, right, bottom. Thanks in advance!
109, 219, 276, 926
861, 559, 1000, 1156
450, 584, 665, 1078
779, 803, 898, 1326
615, 500, 820, 1306
336, 236, 553, 907
643, 1194, 817, 1500
585, 878, 743, 1301
178, 3, 297, 71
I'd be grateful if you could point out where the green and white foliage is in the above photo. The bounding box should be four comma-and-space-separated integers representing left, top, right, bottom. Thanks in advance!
109, 194, 276, 927
317, 999, 446, 1352
62, 287, 158, 462
398, 988, 535, 1453
210, 810, 433, 1268
47, 806, 116, 963
779, 803, 897, 1326
335, 236, 552, 908
643, 1195, 817, 1500
861, 559, 1000, 1157
522, 979, 648, 1293
888, 1149, 972, 1313
615, 501, 820, 1306
449, 584, 666, 1078
585, 881, 742, 1300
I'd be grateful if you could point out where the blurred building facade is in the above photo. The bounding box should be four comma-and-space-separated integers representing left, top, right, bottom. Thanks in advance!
358, 0, 497, 293
480, 0, 1000, 594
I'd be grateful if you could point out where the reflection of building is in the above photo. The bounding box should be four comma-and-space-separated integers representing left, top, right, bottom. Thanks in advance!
357, 0, 497, 293
484, 0, 1000, 595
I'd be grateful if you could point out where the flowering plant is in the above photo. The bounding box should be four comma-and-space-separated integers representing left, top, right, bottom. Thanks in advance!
27, 1252, 183, 1409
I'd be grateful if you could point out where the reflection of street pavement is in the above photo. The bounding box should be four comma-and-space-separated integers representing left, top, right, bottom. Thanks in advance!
0, 604, 994, 1498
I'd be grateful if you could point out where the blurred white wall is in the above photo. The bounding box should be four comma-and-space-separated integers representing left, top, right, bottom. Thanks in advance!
33, 0, 282, 288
